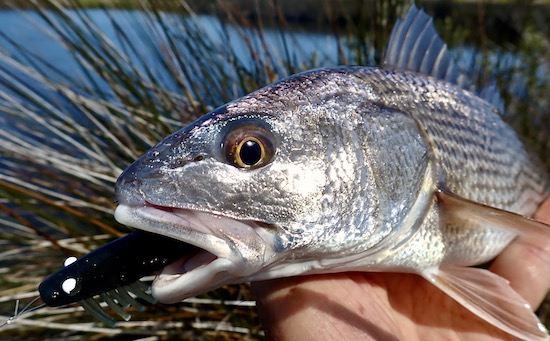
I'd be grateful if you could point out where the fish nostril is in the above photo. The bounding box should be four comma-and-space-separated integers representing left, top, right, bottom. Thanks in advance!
171, 155, 203, 168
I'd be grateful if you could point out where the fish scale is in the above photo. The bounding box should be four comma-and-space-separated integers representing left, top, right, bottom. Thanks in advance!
364, 69, 548, 210
39, 4, 550, 340
235, 65, 548, 214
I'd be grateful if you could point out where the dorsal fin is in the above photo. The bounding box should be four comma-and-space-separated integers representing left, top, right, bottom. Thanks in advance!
382, 4, 504, 112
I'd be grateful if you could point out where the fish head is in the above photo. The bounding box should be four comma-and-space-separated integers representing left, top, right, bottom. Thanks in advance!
114, 68, 432, 303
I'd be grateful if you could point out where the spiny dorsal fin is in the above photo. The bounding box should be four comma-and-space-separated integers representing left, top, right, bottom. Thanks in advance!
382, 4, 504, 112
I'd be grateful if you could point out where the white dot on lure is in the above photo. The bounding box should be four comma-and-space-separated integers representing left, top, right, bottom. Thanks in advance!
62, 278, 77, 294
64, 256, 77, 267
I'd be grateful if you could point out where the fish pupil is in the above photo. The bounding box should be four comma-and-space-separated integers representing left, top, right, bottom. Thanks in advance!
239, 139, 262, 166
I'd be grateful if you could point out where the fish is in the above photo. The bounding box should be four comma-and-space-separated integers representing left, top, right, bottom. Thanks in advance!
38, 4, 550, 340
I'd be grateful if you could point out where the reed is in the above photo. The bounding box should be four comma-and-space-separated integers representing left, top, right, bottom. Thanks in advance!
0, 0, 548, 340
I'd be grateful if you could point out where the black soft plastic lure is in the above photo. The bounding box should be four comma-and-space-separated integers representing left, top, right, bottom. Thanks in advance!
39, 230, 191, 325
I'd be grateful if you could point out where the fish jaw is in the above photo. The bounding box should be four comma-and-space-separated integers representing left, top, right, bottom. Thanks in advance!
114, 204, 279, 303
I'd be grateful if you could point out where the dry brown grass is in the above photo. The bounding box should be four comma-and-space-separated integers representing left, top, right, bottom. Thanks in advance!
0, 1, 548, 340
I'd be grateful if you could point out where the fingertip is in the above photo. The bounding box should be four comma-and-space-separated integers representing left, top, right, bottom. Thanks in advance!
534, 198, 550, 225
490, 197, 550, 309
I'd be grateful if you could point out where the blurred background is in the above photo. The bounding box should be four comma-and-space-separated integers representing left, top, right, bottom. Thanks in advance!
0, 0, 548, 340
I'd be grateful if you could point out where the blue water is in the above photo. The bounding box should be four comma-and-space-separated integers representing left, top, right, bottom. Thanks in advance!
0, 9, 343, 92
0, 8, 546, 109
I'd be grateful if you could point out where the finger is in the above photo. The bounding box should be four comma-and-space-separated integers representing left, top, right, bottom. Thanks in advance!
251, 273, 401, 341
489, 198, 550, 309
535, 198, 550, 224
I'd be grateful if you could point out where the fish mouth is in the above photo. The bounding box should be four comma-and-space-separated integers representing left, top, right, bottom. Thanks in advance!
114, 203, 277, 304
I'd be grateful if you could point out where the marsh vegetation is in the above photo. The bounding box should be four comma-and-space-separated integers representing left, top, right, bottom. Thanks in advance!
0, 0, 548, 340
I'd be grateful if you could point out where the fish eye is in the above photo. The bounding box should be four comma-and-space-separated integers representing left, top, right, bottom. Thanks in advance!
223, 124, 276, 169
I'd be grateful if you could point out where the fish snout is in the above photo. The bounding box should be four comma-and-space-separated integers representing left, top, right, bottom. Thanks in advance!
115, 155, 166, 206
115, 165, 145, 206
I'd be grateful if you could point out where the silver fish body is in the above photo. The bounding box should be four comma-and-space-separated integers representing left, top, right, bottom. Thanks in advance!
114, 5, 550, 341
116, 65, 548, 267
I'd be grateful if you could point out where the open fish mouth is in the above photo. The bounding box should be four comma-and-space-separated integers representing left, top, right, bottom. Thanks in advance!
114, 203, 277, 304
38, 204, 276, 325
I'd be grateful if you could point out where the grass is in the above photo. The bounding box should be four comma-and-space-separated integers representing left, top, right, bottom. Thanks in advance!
0, 0, 548, 340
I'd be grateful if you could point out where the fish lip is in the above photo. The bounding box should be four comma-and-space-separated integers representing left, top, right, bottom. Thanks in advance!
114, 203, 276, 303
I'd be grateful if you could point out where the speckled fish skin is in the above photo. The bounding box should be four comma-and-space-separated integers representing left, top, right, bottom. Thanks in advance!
116, 66, 548, 269
113, 5, 550, 341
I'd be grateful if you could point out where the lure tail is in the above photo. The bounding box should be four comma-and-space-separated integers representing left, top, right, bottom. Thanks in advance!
79, 281, 154, 326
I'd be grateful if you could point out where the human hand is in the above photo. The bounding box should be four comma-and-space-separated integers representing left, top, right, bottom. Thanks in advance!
251, 198, 550, 341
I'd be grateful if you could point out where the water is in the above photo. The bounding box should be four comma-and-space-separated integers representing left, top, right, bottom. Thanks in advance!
0, 7, 548, 157
0, 8, 547, 95
0, 9, 342, 91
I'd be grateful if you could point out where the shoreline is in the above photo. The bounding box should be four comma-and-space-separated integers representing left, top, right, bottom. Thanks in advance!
2, 1, 549, 45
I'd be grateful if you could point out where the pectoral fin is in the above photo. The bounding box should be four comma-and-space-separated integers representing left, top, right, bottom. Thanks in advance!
422, 266, 549, 341
437, 189, 550, 240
